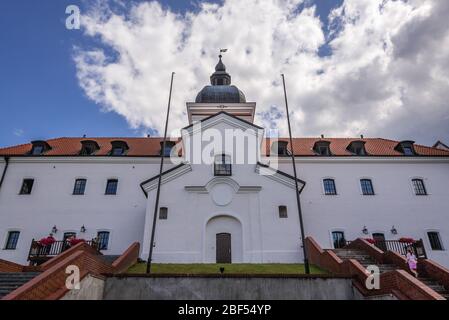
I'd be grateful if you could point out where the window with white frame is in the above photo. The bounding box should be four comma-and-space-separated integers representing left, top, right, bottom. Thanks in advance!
360, 179, 375, 195
427, 232, 443, 251
97, 231, 110, 250
323, 179, 337, 195
5, 231, 20, 250
332, 231, 346, 249
412, 179, 427, 196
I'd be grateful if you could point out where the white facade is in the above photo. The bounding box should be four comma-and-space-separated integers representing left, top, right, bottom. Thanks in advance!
1, 59, 449, 267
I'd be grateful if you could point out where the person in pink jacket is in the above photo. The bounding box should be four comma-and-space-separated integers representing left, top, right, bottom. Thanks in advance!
406, 248, 418, 277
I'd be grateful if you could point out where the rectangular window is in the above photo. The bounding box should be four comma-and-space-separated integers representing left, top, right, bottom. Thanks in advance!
73, 179, 87, 195
428, 232, 443, 251
214, 154, 232, 176
360, 179, 375, 195
105, 179, 118, 195
323, 179, 337, 195
332, 231, 346, 249
159, 207, 168, 220
19, 179, 34, 195
412, 179, 427, 195
5, 231, 20, 250
97, 231, 110, 250
278, 205, 288, 218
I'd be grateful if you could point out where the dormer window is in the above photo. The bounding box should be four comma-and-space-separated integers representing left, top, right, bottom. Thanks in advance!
110, 141, 128, 156
80, 140, 100, 156
271, 141, 290, 157
160, 141, 176, 157
347, 141, 367, 156
30, 141, 51, 156
396, 141, 416, 156
313, 141, 331, 156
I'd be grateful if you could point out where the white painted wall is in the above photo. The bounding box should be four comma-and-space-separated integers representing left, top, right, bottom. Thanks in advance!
276, 158, 449, 266
1, 129, 448, 267
0, 157, 174, 264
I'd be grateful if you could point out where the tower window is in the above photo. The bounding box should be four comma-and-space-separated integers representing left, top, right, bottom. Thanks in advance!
73, 179, 87, 195
427, 232, 443, 251
4, 231, 20, 250
278, 205, 288, 218
214, 154, 232, 176
19, 179, 34, 195
360, 179, 375, 195
159, 207, 168, 220
412, 179, 427, 195
313, 141, 331, 156
105, 179, 118, 195
323, 179, 337, 195
97, 231, 110, 250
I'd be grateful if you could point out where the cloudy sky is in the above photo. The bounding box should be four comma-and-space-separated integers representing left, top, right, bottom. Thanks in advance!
1, 0, 448, 147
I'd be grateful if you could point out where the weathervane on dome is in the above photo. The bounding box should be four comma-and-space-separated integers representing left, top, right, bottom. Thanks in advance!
219, 48, 228, 58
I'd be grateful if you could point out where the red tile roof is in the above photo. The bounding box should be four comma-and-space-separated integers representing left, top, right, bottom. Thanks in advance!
0, 137, 448, 157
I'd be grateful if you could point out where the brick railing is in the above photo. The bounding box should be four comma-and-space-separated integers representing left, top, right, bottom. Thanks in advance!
305, 237, 444, 300
111, 242, 140, 274
1, 242, 140, 300
0, 259, 24, 272
3, 250, 113, 300
419, 259, 449, 291
39, 241, 100, 271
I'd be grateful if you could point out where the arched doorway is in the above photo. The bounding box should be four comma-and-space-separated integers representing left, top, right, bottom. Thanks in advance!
205, 215, 243, 263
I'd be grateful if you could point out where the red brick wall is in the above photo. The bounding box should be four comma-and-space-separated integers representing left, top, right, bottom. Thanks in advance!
112, 242, 140, 274
0, 259, 24, 272
2, 242, 140, 300
305, 237, 444, 300
3, 251, 114, 300
419, 259, 449, 291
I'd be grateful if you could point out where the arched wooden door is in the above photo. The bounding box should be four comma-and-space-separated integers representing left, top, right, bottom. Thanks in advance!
216, 233, 232, 263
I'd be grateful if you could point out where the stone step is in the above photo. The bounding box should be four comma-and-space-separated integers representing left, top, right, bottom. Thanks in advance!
99, 255, 121, 265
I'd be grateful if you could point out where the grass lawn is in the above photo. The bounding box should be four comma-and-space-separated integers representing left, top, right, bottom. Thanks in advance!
127, 263, 326, 275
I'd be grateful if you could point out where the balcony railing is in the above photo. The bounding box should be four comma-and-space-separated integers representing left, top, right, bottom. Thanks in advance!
341, 239, 427, 259
28, 239, 99, 265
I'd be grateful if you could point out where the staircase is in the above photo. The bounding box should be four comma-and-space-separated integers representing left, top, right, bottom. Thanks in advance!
332, 248, 449, 300
417, 277, 449, 299
333, 248, 397, 273
99, 255, 121, 265
0, 272, 41, 299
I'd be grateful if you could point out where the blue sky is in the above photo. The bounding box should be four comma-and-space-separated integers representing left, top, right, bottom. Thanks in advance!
0, 0, 342, 148
1, 0, 448, 147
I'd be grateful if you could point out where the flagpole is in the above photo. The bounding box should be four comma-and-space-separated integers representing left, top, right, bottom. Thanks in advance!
147, 72, 175, 274
281, 74, 310, 274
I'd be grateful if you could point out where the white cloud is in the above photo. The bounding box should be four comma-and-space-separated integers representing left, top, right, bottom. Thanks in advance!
75, 0, 449, 144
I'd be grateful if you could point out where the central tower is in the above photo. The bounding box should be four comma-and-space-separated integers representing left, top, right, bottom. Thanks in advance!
187, 55, 256, 124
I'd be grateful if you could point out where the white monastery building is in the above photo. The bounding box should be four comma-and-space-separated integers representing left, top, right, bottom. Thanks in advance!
1, 57, 449, 267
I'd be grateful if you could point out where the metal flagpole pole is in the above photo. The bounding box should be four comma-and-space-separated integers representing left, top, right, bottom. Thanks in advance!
147, 72, 175, 274
281, 74, 310, 274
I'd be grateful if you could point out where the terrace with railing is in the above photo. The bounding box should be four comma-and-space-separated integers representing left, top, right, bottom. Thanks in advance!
337, 239, 427, 258
28, 239, 99, 265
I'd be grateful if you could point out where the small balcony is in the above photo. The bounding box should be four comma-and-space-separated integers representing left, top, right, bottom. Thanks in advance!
28, 239, 99, 265
339, 238, 427, 259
